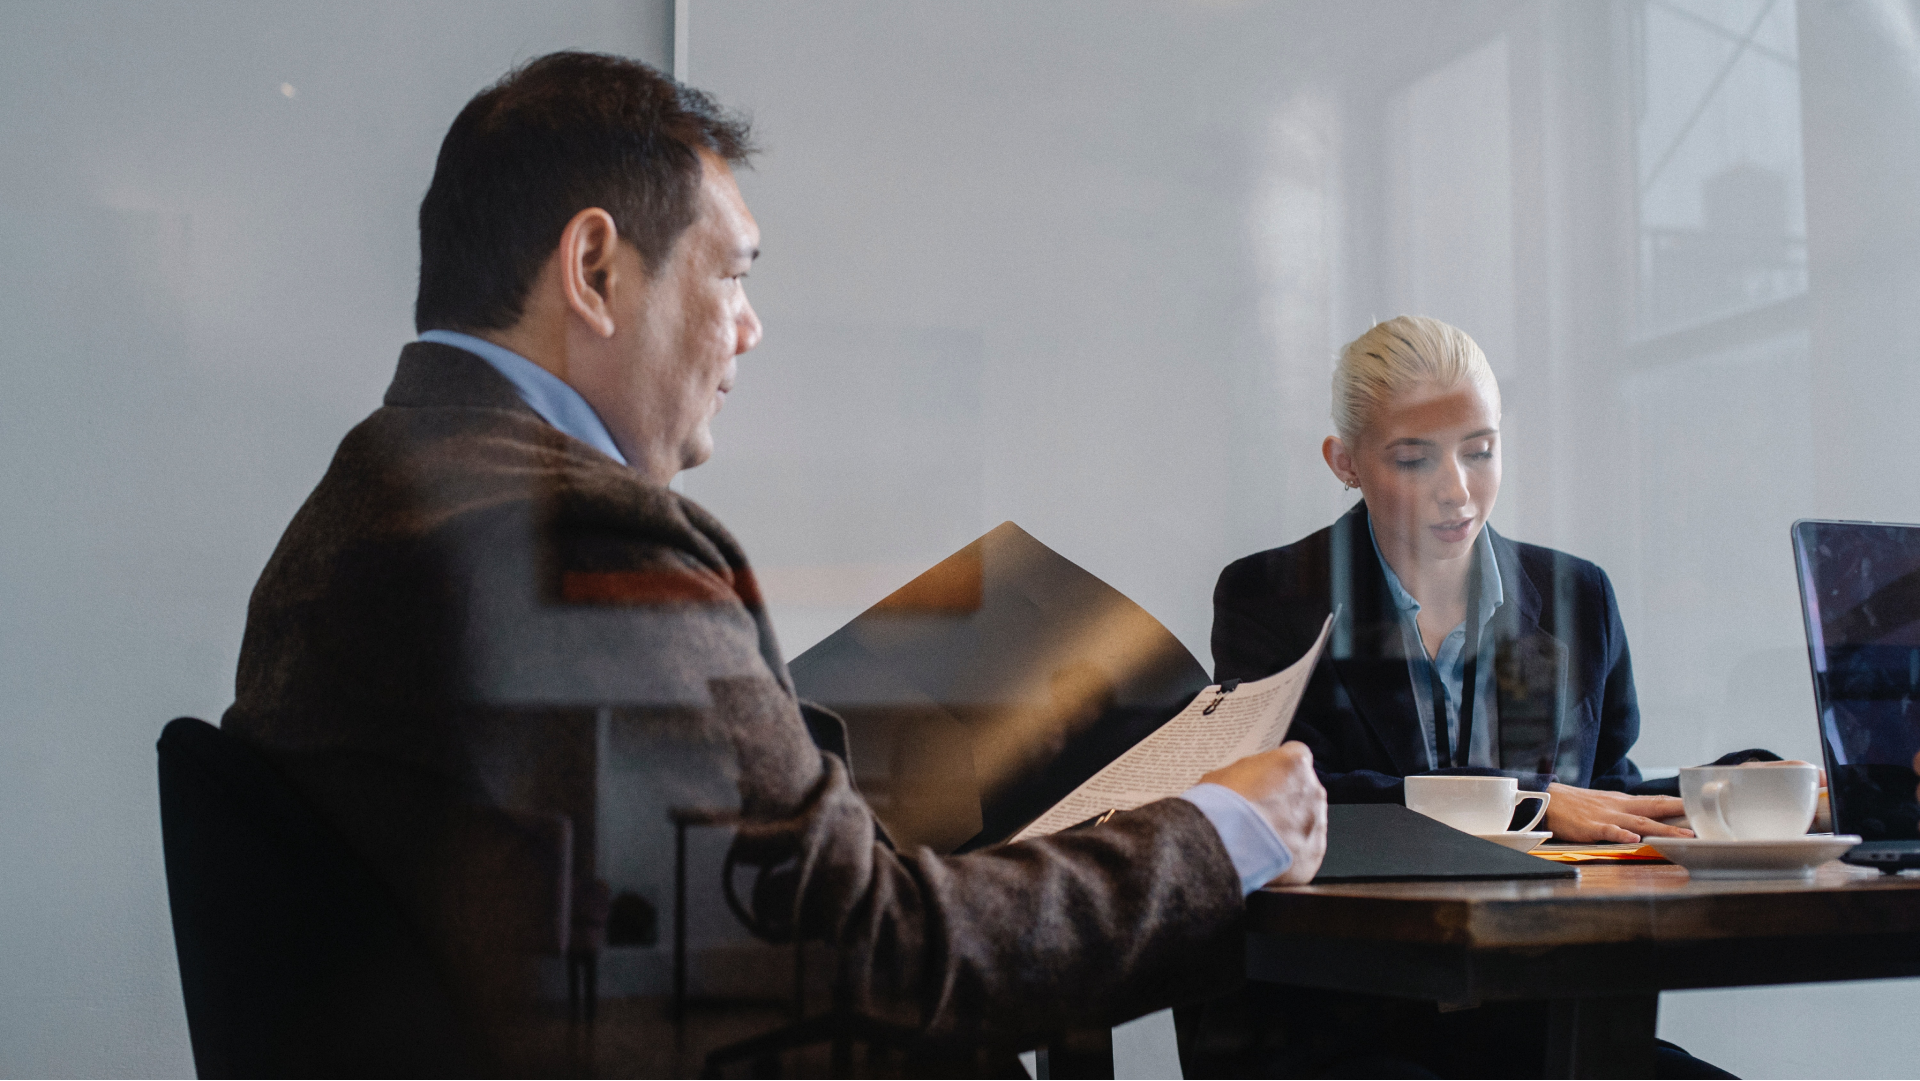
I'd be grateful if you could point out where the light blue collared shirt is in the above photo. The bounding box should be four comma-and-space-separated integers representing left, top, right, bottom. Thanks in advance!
423, 330, 1288, 892
418, 329, 629, 467
1369, 521, 1504, 770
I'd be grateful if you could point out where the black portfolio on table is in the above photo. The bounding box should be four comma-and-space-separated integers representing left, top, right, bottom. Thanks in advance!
1312, 804, 1575, 882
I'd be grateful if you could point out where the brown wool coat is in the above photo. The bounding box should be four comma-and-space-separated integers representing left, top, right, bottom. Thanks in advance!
223, 342, 1245, 1063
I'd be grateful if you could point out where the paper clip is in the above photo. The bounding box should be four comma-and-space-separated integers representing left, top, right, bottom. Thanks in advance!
1200, 678, 1242, 715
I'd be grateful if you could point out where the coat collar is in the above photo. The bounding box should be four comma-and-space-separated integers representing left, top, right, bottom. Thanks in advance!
1486, 526, 1568, 778
1326, 503, 1427, 775
383, 341, 539, 413
379, 341, 797, 697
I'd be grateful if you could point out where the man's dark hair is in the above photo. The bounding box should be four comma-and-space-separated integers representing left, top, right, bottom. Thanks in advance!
414, 51, 754, 333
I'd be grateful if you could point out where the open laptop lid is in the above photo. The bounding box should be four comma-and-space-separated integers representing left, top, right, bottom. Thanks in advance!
1792, 519, 1920, 840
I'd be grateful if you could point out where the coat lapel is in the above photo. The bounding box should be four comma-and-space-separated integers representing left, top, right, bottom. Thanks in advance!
1489, 529, 1569, 777
1325, 505, 1432, 776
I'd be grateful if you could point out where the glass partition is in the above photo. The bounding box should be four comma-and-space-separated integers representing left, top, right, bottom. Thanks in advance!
685, 0, 1920, 775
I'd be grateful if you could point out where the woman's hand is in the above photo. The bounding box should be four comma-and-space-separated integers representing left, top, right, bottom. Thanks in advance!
1544, 783, 1692, 843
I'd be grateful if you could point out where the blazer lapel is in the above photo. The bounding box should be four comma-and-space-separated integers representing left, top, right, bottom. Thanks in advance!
1325, 505, 1431, 776
1489, 529, 1569, 777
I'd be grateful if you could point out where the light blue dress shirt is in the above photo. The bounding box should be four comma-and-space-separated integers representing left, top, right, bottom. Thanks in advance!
418, 329, 629, 466
419, 330, 1289, 895
1368, 521, 1504, 770
1179, 782, 1293, 892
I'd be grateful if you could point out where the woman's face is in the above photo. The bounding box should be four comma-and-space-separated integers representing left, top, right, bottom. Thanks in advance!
1324, 380, 1501, 570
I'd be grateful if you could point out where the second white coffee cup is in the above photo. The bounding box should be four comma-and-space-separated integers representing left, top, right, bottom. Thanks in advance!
1679, 763, 1818, 841
1404, 775, 1551, 834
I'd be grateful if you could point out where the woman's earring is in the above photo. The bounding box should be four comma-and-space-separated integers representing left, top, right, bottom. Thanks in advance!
1344, 478, 1358, 491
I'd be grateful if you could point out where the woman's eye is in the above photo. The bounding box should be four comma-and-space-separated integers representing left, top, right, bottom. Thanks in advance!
1468, 450, 1494, 461
1394, 458, 1427, 470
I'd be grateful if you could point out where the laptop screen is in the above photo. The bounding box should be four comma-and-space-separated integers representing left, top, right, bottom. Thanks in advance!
1793, 520, 1920, 841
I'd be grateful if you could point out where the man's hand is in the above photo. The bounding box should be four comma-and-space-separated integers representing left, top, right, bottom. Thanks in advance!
1545, 782, 1691, 843
1200, 742, 1327, 885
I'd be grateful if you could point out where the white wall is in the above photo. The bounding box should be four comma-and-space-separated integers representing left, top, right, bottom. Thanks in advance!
0, 3, 669, 1074
6, 2, 1920, 1076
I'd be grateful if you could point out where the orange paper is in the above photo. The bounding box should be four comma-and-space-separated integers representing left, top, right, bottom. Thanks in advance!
1533, 843, 1667, 863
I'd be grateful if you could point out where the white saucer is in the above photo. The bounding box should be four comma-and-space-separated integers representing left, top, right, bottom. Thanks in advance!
1646, 834, 1861, 879
1473, 830, 1552, 852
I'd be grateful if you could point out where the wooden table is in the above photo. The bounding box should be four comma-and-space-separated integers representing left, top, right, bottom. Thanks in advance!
1245, 862, 1920, 1077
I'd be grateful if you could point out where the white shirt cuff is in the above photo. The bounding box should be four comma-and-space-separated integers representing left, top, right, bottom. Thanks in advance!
1178, 782, 1294, 894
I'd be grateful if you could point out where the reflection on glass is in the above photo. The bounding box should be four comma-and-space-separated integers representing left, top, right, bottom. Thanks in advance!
1637, 0, 1807, 333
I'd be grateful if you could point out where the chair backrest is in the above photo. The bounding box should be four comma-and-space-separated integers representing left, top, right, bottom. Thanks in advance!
157, 717, 480, 1078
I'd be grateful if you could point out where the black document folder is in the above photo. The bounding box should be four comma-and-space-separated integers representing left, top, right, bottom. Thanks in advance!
1313, 804, 1576, 882
789, 522, 1208, 854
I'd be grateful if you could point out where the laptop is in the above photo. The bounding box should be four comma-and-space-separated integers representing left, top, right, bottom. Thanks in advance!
1792, 519, 1920, 872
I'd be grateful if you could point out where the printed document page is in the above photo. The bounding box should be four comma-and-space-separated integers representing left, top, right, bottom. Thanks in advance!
1011, 614, 1334, 841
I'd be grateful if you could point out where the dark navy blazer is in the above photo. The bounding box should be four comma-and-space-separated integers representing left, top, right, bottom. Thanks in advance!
1212, 503, 1654, 804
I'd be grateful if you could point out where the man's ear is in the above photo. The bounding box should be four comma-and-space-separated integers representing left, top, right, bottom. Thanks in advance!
1323, 435, 1358, 487
557, 207, 623, 339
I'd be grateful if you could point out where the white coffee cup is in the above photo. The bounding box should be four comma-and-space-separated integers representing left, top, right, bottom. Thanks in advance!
1404, 775, 1551, 835
1680, 763, 1818, 841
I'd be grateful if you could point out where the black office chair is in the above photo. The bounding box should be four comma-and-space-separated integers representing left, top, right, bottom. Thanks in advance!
156, 717, 480, 1078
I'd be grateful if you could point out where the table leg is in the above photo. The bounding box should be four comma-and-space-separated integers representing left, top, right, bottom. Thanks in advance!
1544, 994, 1657, 1079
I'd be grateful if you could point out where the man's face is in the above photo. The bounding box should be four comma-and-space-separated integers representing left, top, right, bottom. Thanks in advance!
599, 152, 762, 479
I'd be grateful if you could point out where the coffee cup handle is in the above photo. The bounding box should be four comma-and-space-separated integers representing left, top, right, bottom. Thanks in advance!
1699, 779, 1732, 839
1513, 791, 1550, 833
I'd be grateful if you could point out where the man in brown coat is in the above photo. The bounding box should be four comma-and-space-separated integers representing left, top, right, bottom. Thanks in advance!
223, 51, 1326, 1074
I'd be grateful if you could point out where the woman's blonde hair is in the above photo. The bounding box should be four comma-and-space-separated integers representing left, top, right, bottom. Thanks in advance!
1331, 315, 1499, 442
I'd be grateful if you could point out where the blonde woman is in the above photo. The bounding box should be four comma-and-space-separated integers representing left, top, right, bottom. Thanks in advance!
1209, 315, 1741, 840
1189, 316, 1747, 1078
